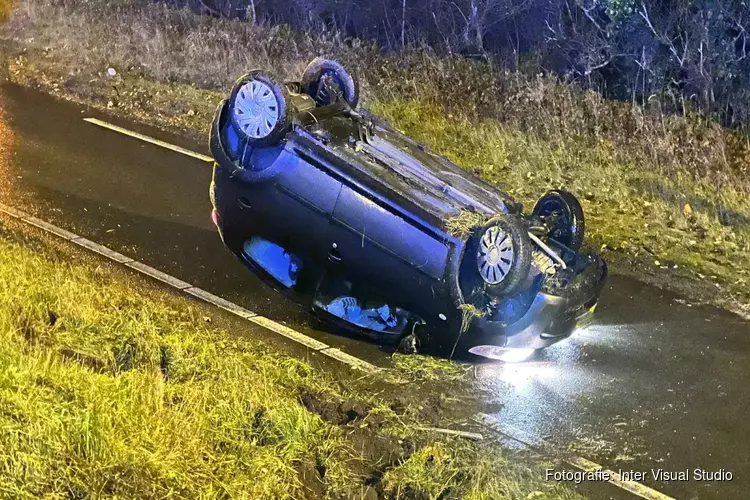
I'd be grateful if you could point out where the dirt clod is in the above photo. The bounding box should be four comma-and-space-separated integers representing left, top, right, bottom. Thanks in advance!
362, 486, 379, 500
338, 399, 369, 423
389, 397, 408, 415
417, 394, 446, 426
353, 429, 418, 497
295, 460, 326, 500
298, 389, 370, 425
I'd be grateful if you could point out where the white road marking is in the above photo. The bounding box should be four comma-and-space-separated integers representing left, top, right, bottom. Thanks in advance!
124, 260, 191, 288
316, 347, 381, 374
247, 315, 331, 352
23, 216, 79, 241
184, 286, 257, 319
75, 237, 134, 264
0, 203, 379, 373
565, 456, 675, 500
0, 204, 29, 219
477, 415, 676, 500
83, 117, 214, 163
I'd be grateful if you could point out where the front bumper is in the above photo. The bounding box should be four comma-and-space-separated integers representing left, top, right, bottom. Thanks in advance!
469, 257, 607, 351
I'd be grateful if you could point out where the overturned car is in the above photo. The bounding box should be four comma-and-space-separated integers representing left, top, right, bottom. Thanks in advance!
208, 58, 607, 360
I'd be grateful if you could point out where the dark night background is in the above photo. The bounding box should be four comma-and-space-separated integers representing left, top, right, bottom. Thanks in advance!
182, 0, 750, 130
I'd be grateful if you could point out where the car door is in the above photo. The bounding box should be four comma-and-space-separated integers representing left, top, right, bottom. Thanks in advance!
239, 147, 342, 296
319, 184, 448, 319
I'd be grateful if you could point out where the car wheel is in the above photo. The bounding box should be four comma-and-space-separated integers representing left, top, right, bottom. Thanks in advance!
229, 71, 291, 146
532, 190, 585, 252
301, 57, 360, 109
473, 215, 532, 297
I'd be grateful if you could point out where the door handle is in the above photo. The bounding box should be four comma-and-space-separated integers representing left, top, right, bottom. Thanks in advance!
328, 248, 342, 263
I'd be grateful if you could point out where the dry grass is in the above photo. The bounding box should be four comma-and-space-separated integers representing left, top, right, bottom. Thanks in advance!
446, 210, 493, 238
459, 303, 486, 334
381, 441, 582, 500
391, 354, 470, 383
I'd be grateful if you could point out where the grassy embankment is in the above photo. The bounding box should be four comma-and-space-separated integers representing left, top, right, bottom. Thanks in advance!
0, 218, 584, 499
1, 0, 749, 317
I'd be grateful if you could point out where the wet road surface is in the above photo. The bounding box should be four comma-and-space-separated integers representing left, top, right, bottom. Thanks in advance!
2, 84, 749, 499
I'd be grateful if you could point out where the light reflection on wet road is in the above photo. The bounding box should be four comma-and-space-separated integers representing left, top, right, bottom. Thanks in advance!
2, 83, 749, 499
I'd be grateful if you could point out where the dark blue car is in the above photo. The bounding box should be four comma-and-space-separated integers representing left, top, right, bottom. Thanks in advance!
209, 58, 607, 361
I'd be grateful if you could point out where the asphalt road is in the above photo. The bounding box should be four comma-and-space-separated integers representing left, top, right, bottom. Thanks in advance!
1, 83, 749, 500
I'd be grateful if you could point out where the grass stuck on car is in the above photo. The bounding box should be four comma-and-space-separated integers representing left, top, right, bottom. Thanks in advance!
208, 57, 607, 361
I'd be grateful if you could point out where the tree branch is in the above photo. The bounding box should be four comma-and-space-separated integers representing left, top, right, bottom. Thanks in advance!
639, 2, 687, 67
197, 0, 221, 18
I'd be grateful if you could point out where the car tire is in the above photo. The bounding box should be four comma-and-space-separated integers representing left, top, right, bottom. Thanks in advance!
472, 215, 532, 298
301, 57, 360, 109
532, 190, 585, 253
229, 71, 291, 146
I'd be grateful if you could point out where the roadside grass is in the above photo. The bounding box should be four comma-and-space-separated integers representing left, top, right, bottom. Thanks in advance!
0, 222, 586, 499
0, 233, 358, 497
391, 354, 471, 383
381, 442, 582, 500
2, 0, 748, 316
